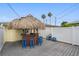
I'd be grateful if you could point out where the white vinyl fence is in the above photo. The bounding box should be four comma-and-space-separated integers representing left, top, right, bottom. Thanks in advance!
39, 26, 79, 45
0, 29, 4, 51
0, 26, 79, 51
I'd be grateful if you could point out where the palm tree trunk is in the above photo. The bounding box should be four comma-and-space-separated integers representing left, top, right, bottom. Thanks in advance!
42, 19, 44, 38
50, 17, 51, 34
55, 17, 56, 26
43, 19, 44, 24
46, 19, 47, 25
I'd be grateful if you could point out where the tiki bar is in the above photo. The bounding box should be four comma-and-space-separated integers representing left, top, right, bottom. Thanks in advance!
9, 14, 45, 48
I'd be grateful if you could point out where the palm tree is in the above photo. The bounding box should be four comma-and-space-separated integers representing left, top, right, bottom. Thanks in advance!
48, 12, 52, 34
41, 14, 46, 24
48, 12, 52, 25
41, 14, 46, 37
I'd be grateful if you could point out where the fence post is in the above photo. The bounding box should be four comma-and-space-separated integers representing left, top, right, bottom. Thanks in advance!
72, 26, 75, 45
0, 29, 4, 51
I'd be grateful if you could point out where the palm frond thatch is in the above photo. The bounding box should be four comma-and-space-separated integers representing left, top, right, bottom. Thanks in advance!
10, 14, 45, 30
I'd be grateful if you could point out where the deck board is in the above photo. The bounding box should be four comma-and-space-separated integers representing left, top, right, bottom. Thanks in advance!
70, 46, 76, 56
74, 46, 79, 56
77, 47, 79, 56
0, 40, 79, 56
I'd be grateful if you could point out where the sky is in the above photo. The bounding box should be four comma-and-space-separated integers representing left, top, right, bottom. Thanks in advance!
0, 3, 79, 25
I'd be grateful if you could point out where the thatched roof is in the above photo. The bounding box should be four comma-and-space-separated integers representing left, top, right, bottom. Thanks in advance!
9, 14, 45, 29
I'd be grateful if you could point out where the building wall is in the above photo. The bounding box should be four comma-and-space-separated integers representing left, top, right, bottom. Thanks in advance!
39, 27, 51, 38
4, 29, 22, 42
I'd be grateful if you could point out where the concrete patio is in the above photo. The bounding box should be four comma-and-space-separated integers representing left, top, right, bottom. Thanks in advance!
0, 40, 79, 56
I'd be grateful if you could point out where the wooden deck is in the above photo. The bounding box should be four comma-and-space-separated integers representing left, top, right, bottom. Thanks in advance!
0, 40, 79, 56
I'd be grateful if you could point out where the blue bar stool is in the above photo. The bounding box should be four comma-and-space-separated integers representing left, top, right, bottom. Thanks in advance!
22, 38, 27, 48
38, 36, 43, 46
30, 37, 34, 48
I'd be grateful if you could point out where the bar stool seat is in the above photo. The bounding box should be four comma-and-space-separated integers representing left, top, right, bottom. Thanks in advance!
22, 39, 27, 48
38, 36, 43, 46
30, 37, 34, 48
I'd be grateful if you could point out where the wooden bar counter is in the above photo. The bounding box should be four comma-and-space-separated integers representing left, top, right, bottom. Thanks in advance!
22, 33, 38, 46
